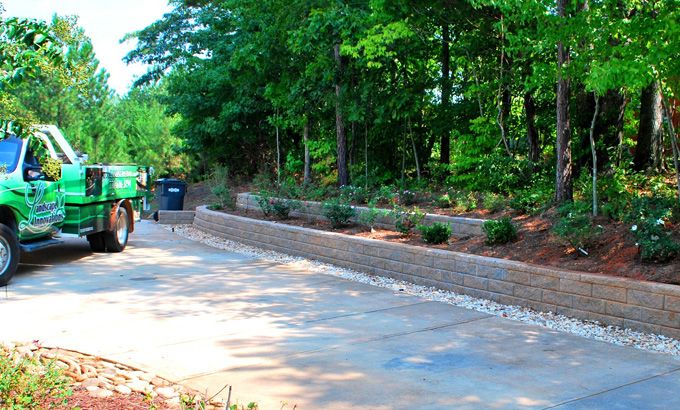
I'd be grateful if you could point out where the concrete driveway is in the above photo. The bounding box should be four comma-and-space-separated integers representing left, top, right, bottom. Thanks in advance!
2, 221, 680, 409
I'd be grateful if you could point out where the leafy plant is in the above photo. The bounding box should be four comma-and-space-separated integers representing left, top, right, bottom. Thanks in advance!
398, 189, 419, 205
450, 191, 477, 213
482, 217, 517, 245
418, 222, 452, 244
371, 186, 397, 205
339, 185, 370, 204
358, 202, 386, 232
482, 192, 506, 213
322, 199, 356, 228
631, 218, 679, 263
391, 205, 425, 236
270, 198, 301, 219
0, 347, 72, 409
436, 193, 451, 208
256, 190, 274, 216
509, 184, 553, 215
210, 164, 234, 210
553, 202, 603, 255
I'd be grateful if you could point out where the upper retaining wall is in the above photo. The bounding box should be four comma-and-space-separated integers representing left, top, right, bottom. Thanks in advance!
157, 210, 195, 225
236, 192, 484, 237
195, 206, 680, 339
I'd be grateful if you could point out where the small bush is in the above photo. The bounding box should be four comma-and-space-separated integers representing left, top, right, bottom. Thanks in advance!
450, 191, 477, 213
210, 165, 234, 210
0, 347, 72, 409
436, 193, 451, 208
626, 198, 680, 262
509, 185, 552, 215
371, 185, 397, 205
391, 205, 425, 236
358, 203, 387, 232
256, 191, 274, 216
553, 202, 602, 255
271, 198, 301, 220
482, 192, 506, 213
339, 185, 370, 204
323, 199, 356, 228
418, 222, 452, 244
398, 189, 419, 206
482, 217, 517, 245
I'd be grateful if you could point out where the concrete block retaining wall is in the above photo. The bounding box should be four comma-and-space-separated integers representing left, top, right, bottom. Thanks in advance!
236, 192, 484, 237
195, 206, 680, 339
157, 210, 195, 225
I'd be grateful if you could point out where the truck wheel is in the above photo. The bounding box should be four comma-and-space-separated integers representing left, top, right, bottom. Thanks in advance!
104, 207, 129, 253
0, 223, 19, 287
87, 232, 106, 252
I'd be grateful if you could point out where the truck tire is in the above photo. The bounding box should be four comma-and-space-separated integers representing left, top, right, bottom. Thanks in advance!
104, 207, 129, 253
0, 223, 20, 287
87, 232, 106, 252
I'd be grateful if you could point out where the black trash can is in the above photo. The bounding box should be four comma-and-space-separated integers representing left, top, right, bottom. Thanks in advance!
156, 178, 187, 210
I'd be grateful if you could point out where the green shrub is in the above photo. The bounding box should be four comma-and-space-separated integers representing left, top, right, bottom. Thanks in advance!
210, 165, 234, 210
371, 185, 397, 205
436, 193, 451, 208
322, 199, 356, 228
0, 347, 72, 409
358, 203, 387, 232
482, 217, 517, 245
626, 197, 680, 262
450, 191, 477, 213
482, 192, 506, 213
398, 189, 419, 206
271, 198, 301, 220
418, 222, 452, 244
256, 190, 274, 216
391, 205, 425, 236
552, 202, 603, 255
339, 185, 370, 204
509, 184, 552, 215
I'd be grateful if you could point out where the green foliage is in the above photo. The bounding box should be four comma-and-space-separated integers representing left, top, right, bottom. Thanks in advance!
210, 165, 234, 210
482, 192, 506, 213
509, 181, 553, 216
418, 222, 452, 244
482, 217, 518, 245
0, 347, 72, 409
626, 196, 680, 263
553, 202, 603, 254
270, 198, 301, 220
358, 203, 386, 232
40, 157, 62, 181
436, 193, 451, 208
398, 189, 419, 206
256, 191, 274, 217
390, 205, 425, 236
322, 199, 356, 228
339, 185, 370, 204
450, 191, 478, 213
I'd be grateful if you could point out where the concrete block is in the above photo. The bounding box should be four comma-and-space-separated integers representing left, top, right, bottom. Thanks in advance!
530, 274, 560, 291
639, 307, 680, 328
477, 265, 507, 279
513, 285, 543, 302
463, 275, 488, 290
573, 296, 606, 314
605, 302, 642, 321
487, 279, 514, 296
627, 289, 664, 309
542, 290, 573, 308
592, 284, 627, 303
504, 270, 531, 286
560, 279, 592, 296
441, 271, 464, 286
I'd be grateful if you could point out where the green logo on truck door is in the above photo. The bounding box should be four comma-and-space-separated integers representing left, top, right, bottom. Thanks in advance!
19, 181, 65, 234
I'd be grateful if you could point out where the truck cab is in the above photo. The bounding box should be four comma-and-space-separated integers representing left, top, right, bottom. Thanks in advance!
0, 125, 151, 286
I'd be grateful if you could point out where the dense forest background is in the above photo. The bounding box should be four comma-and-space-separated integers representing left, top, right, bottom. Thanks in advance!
2, 0, 680, 208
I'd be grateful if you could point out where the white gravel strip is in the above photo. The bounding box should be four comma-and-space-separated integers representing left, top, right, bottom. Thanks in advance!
164, 224, 680, 356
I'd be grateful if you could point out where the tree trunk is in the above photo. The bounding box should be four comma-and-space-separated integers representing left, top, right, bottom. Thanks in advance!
555, 0, 573, 203
589, 93, 600, 216
660, 93, 680, 204
524, 92, 540, 162
334, 43, 349, 186
440, 23, 451, 165
303, 117, 311, 184
634, 82, 663, 172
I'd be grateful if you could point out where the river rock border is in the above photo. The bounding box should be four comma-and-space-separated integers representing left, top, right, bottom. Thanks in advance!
236, 192, 485, 237
194, 206, 680, 339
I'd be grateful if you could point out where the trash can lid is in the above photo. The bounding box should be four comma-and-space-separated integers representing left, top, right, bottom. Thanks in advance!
155, 178, 186, 185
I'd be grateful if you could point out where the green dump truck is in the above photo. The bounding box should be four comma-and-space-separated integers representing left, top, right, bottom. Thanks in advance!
0, 125, 151, 286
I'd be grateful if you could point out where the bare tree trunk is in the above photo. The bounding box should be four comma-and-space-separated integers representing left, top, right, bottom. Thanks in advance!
634, 82, 663, 172
555, 0, 573, 203
495, 15, 512, 156
334, 43, 349, 186
275, 122, 281, 187
660, 92, 680, 203
615, 92, 627, 166
364, 121, 368, 190
303, 117, 311, 184
409, 119, 421, 182
589, 93, 600, 216
440, 22, 451, 165
524, 92, 540, 162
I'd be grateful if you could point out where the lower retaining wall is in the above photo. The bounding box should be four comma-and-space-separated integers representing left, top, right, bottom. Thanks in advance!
194, 206, 680, 339
236, 192, 484, 237
157, 210, 195, 225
